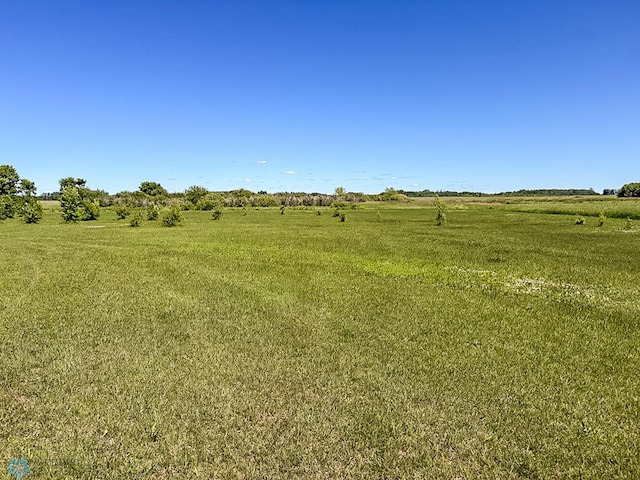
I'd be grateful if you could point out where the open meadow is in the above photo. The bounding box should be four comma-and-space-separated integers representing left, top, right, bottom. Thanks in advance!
1, 199, 639, 478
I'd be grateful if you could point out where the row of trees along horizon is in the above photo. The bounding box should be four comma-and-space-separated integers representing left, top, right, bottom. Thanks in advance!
1, 164, 639, 225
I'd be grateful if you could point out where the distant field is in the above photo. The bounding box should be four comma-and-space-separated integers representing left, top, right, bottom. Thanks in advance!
1, 200, 638, 478
39, 200, 60, 209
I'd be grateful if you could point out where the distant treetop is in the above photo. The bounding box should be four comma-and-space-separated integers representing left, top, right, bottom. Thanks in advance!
139, 181, 168, 197
618, 183, 640, 197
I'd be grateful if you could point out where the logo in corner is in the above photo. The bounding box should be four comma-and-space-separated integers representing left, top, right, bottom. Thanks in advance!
7, 458, 30, 479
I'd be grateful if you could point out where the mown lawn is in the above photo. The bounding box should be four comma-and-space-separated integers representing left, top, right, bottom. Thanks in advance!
1, 202, 638, 478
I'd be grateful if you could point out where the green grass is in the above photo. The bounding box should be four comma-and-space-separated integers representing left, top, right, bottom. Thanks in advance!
1, 202, 639, 478
498, 196, 640, 219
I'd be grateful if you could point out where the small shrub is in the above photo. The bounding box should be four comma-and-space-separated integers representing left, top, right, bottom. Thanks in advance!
147, 203, 160, 220
339, 212, 346, 222
316, 210, 322, 216
22, 197, 43, 224
575, 217, 586, 225
162, 206, 184, 227
114, 205, 130, 220
624, 217, 633, 230
598, 213, 606, 227
435, 195, 447, 226
129, 211, 143, 227
280, 205, 285, 215
60, 186, 82, 223
211, 208, 223, 220
80, 199, 100, 221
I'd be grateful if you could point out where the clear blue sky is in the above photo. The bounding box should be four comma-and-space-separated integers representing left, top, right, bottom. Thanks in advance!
2, 0, 638, 194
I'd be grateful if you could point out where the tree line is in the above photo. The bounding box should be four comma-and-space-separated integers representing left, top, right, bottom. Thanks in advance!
1, 164, 639, 225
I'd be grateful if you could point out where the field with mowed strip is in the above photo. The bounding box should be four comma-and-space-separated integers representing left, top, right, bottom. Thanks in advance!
1, 198, 639, 478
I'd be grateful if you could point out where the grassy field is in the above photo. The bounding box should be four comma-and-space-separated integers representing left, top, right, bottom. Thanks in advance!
1, 200, 639, 478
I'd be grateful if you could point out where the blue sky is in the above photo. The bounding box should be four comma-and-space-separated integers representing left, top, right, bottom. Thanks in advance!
2, 0, 638, 194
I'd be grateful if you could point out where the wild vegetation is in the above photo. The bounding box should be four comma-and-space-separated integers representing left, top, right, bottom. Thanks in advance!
0, 165, 42, 223
618, 182, 640, 197
1, 193, 639, 478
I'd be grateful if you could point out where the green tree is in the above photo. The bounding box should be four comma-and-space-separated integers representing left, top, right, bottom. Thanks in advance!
139, 181, 168, 197
435, 195, 447, 226
59, 177, 87, 190
79, 199, 101, 220
0, 165, 43, 221
618, 182, 640, 197
0, 165, 20, 195
58, 178, 101, 221
184, 185, 208, 205
19, 179, 37, 196
60, 186, 83, 223
22, 197, 43, 224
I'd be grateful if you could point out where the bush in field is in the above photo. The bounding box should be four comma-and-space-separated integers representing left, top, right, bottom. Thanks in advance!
58, 178, 102, 222
60, 186, 83, 223
184, 185, 208, 206
147, 203, 160, 220
618, 182, 640, 197
130, 211, 143, 227
0, 195, 16, 220
211, 207, 223, 220
22, 197, 43, 224
162, 205, 183, 227
435, 195, 447, 226
80, 199, 101, 221
624, 217, 633, 230
575, 216, 586, 225
598, 214, 606, 227
280, 205, 285, 215
114, 205, 131, 220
